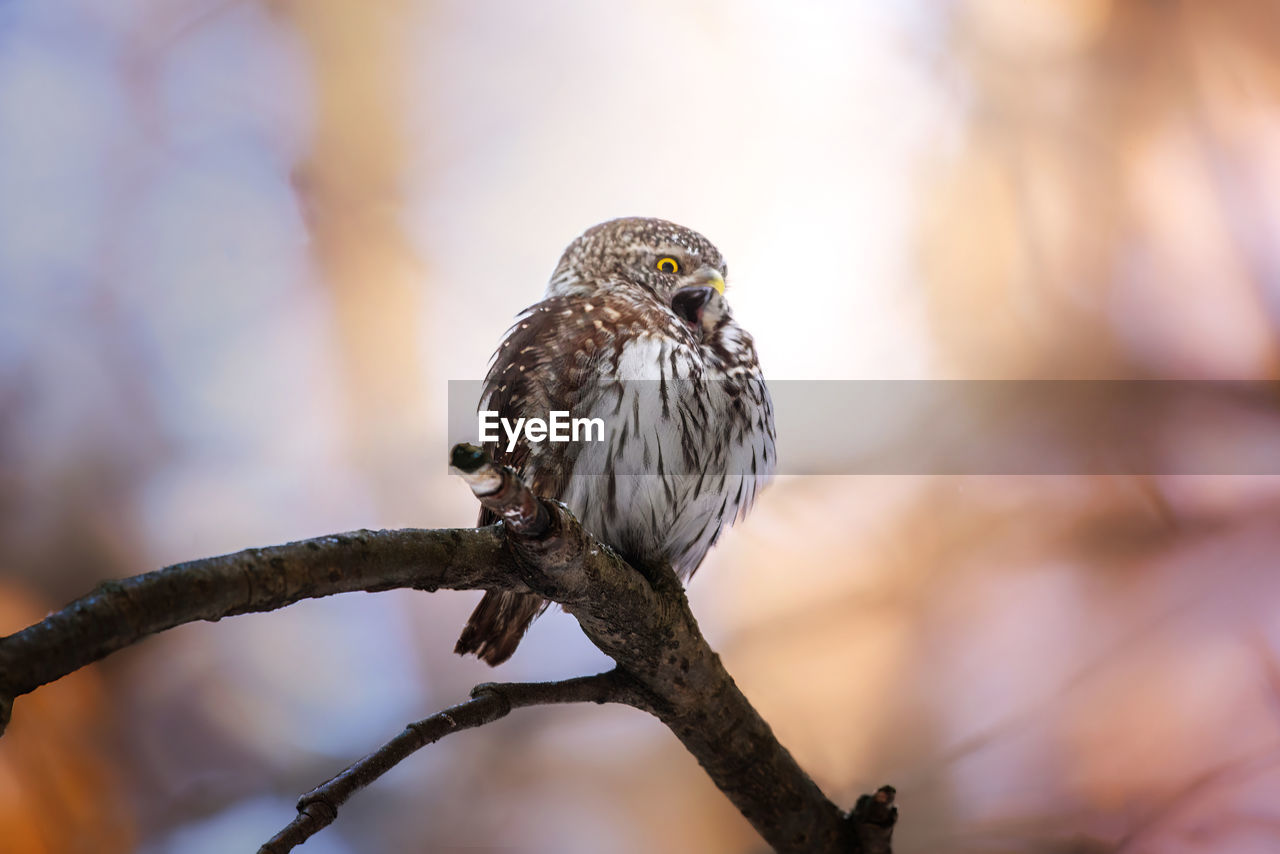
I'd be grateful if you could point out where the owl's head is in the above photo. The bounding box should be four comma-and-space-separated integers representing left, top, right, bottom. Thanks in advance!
547, 217, 731, 338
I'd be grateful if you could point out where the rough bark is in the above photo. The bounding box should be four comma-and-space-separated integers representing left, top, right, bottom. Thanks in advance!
0, 445, 895, 854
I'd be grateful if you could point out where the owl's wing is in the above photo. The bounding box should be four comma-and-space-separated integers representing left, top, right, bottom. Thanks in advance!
475, 296, 602, 526
459, 297, 608, 665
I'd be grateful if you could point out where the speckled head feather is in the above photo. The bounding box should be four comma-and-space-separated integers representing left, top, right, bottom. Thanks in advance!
547, 216, 727, 301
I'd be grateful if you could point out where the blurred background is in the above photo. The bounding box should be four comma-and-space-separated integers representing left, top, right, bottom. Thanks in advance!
3, 0, 1280, 852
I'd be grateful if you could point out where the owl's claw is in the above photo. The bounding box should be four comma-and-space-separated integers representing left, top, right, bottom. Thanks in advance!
449, 442, 489, 474
450, 444, 549, 538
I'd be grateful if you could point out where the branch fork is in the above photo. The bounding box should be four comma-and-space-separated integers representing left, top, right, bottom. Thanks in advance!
0, 443, 896, 854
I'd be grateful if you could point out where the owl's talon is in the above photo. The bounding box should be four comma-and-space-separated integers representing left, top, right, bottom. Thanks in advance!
449, 443, 489, 474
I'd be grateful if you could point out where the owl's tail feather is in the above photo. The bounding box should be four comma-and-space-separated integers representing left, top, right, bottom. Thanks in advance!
454, 590, 545, 666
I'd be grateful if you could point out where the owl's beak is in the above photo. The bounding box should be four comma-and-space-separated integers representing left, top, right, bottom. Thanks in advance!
671, 285, 715, 329
695, 268, 726, 295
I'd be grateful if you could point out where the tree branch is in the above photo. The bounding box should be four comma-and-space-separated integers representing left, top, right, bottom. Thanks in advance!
0, 444, 895, 853
849, 786, 898, 854
0, 526, 525, 712
259, 670, 636, 854
451, 447, 872, 851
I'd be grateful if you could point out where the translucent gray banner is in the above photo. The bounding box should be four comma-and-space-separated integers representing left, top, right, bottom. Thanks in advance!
447, 380, 1280, 475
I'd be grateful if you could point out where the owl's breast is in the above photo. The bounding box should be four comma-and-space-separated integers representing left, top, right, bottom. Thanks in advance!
550, 330, 775, 577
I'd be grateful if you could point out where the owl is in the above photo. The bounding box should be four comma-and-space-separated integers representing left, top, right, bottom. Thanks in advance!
456, 217, 775, 665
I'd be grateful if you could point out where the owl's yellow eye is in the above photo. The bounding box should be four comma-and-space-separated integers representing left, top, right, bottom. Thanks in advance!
656, 256, 680, 275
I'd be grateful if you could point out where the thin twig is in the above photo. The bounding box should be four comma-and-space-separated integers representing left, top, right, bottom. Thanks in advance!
259, 671, 632, 854
848, 786, 898, 854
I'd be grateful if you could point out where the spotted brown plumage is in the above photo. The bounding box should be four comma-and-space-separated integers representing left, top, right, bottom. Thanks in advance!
455, 217, 775, 665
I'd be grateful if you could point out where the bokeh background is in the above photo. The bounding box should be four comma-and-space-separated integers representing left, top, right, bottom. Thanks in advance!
3, 1, 1280, 852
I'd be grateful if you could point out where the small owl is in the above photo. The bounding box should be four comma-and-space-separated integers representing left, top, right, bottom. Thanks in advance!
456, 217, 775, 665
